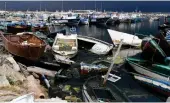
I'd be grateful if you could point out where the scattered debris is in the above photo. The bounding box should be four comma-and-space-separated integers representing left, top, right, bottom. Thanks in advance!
26, 75, 46, 99
65, 95, 82, 102
27, 66, 57, 77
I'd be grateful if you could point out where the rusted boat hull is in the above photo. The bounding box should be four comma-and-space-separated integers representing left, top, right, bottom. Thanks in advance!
1, 32, 46, 60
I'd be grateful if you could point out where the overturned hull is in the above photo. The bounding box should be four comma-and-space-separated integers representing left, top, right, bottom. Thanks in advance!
78, 35, 113, 55
107, 29, 142, 47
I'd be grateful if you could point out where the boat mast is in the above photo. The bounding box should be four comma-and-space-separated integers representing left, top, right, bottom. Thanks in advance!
101, 2, 102, 12
84, 4, 86, 10
4, 2, 6, 21
62, 0, 63, 12
5, 2, 6, 11
39, 2, 42, 12
94, 0, 96, 11
103, 40, 123, 85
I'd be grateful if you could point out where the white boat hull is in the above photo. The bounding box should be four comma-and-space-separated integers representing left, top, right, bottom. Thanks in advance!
107, 29, 142, 47
78, 35, 113, 55
52, 33, 78, 59
53, 54, 75, 65
128, 60, 169, 81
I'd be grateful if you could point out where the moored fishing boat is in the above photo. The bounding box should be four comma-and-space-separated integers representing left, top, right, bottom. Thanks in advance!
164, 30, 170, 44
149, 17, 159, 21
1, 32, 46, 60
7, 23, 31, 34
32, 23, 49, 33
65, 19, 80, 27
96, 17, 111, 26
80, 18, 89, 25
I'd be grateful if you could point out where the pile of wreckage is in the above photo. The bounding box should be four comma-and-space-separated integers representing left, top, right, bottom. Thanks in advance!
0, 47, 67, 102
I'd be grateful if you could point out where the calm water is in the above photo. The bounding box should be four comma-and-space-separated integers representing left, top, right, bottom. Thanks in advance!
51, 17, 165, 44
47, 17, 165, 64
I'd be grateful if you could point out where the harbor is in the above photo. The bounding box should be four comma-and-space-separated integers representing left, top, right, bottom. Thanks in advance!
1, 1, 170, 102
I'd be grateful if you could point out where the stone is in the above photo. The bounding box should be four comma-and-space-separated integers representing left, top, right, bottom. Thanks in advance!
0, 75, 10, 87
27, 66, 57, 77
0, 64, 25, 84
6, 57, 20, 72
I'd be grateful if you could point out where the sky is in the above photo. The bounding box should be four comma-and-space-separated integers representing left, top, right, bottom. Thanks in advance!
0, 1, 169, 12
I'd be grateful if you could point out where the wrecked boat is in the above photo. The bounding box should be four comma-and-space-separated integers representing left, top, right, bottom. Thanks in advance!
126, 57, 170, 81
126, 35, 170, 89
107, 29, 142, 47
80, 62, 109, 75
78, 35, 113, 55
133, 73, 170, 96
82, 71, 162, 102
1, 32, 46, 60
126, 38, 170, 83
82, 75, 129, 102
52, 32, 78, 58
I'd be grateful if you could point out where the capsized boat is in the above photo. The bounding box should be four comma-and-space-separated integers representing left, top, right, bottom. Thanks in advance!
78, 35, 113, 55
1, 32, 46, 60
107, 29, 142, 47
52, 32, 78, 58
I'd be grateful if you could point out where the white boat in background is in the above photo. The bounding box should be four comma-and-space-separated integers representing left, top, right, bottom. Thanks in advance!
107, 29, 142, 47
52, 33, 78, 58
80, 17, 89, 25
149, 17, 159, 21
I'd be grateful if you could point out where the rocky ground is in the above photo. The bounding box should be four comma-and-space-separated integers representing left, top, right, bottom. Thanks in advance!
0, 45, 66, 102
